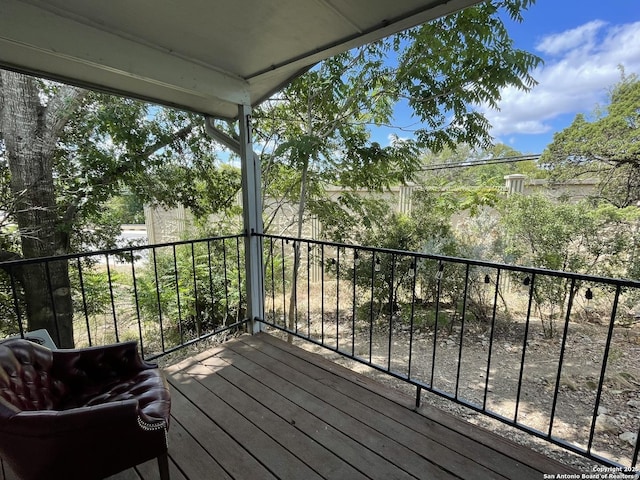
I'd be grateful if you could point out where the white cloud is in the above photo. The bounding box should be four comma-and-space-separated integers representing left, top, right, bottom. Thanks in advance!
481, 20, 640, 140
536, 20, 606, 56
387, 133, 411, 146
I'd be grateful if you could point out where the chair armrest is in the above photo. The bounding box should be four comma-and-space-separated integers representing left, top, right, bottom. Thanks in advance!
0, 399, 146, 436
0, 399, 168, 480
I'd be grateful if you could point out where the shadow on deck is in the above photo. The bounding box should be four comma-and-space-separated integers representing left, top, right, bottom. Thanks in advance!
2, 332, 581, 480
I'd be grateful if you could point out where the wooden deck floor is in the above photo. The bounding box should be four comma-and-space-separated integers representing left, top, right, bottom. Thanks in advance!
3, 333, 581, 480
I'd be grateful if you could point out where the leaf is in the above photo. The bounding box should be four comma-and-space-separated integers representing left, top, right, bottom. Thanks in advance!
542, 72, 640, 207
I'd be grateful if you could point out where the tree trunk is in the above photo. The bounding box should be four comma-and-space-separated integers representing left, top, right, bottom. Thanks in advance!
0, 71, 84, 347
287, 158, 309, 343
18, 261, 74, 347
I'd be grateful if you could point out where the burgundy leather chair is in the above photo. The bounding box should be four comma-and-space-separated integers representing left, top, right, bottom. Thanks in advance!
0, 339, 171, 480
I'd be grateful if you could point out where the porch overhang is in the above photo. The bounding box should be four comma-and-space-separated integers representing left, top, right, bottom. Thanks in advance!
0, 0, 481, 118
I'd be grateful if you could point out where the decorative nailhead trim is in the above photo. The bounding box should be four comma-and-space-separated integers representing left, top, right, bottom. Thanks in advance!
137, 416, 166, 432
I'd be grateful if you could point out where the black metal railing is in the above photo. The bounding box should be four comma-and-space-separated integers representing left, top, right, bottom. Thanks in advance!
258, 233, 640, 470
2, 230, 639, 469
0, 234, 248, 360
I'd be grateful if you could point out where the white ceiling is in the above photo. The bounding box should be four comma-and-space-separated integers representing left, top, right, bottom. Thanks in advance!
0, 0, 481, 118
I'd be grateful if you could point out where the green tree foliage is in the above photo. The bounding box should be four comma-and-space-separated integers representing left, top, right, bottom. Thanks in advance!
499, 194, 640, 336
394, 1, 540, 151
55, 91, 240, 246
500, 195, 639, 277
347, 181, 504, 328
250, 1, 541, 341
136, 239, 244, 349
542, 72, 640, 207
351, 213, 426, 318
256, 0, 541, 239
410, 184, 507, 325
1, 0, 542, 345
0, 72, 238, 345
105, 193, 146, 225
255, 51, 422, 239
1, 77, 240, 257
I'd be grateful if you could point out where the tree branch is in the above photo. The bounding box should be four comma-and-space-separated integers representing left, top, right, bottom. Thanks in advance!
138, 124, 193, 159
44, 85, 87, 154
59, 121, 194, 230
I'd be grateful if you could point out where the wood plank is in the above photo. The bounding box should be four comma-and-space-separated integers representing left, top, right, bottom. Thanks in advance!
163, 343, 230, 375
135, 456, 188, 480
169, 369, 323, 480
235, 339, 510, 479
256, 332, 580, 476
225, 338, 492, 479
243, 334, 534, 479
186, 357, 370, 480
106, 467, 141, 480
167, 387, 266, 480
0, 459, 18, 480
216, 341, 457, 479
197, 352, 415, 480
288, 333, 581, 475
165, 418, 231, 480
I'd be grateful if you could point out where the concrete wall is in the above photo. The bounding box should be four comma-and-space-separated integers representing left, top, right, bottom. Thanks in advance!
143, 177, 598, 244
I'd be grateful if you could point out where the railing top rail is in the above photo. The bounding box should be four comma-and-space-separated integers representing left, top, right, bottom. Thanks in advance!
257, 232, 640, 288
0, 233, 246, 268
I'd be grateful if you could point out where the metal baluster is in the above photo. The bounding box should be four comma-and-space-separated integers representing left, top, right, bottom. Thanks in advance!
307, 243, 311, 337
172, 245, 184, 345
44, 261, 62, 346
369, 252, 376, 364
222, 239, 230, 322
321, 244, 325, 344
293, 241, 299, 335
191, 243, 200, 338
482, 269, 501, 411
336, 248, 340, 351
388, 254, 396, 373
587, 285, 621, 455
206, 240, 215, 329
75, 258, 92, 346
152, 248, 165, 352
548, 278, 576, 438
430, 261, 444, 387
408, 257, 418, 381
454, 263, 470, 399
352, 249, 358, 357
632, 424, 639, 468
130, 249, 143, 355
235, 236, 243, 318
514, 273, 536, 423
270, 238, 276, 324
281, 238, 287, 329
9, 271, 25, 339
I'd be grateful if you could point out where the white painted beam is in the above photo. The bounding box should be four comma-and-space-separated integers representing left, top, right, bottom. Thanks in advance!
238, 105, 265, 333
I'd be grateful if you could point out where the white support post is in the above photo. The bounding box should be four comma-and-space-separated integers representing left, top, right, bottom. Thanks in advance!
504, 174, 526, 196
238, 104, 264, 333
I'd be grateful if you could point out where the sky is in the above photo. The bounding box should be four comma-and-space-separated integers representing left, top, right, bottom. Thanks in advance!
380, 0, 640, 155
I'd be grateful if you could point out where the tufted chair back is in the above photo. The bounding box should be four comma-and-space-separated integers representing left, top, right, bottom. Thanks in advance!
51, 339, 150, 409
0, 339, 67, 411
